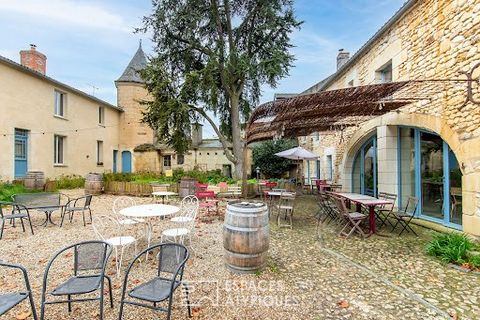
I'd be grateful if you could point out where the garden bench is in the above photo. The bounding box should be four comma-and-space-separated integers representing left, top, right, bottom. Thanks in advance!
12, 192, 68, 227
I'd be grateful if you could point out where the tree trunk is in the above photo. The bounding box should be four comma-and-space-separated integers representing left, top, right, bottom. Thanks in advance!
230, 93, 244, 179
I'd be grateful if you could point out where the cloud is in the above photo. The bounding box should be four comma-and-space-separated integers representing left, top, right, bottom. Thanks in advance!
0, 0, 134, 32
0, 49, 16, 60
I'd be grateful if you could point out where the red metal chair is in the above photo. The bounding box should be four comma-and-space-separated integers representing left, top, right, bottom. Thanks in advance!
195, 191, 218, 214
315, 179, 328, 193
262, 182, 278, 201
195, 183, 208, 191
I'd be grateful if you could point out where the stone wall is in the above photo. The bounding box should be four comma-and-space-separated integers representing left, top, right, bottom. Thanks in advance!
300, 0, 480, 235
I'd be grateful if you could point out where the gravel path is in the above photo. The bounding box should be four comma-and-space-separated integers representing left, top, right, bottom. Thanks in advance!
0, 191, 478, 319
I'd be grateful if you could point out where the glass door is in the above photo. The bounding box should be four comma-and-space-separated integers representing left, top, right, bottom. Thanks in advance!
420, 132, 444, 220
398, 128, 462, 228
351, 136, 377, 196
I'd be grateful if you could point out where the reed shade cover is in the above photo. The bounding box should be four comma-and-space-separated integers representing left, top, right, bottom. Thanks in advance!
223, 201, 269, 274
245, 80, 447, 143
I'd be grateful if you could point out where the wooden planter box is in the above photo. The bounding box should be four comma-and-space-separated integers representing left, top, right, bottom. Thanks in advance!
104, 181, 153, 196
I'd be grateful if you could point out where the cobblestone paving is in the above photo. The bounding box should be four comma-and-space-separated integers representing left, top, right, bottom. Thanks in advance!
0, 192, 478, 319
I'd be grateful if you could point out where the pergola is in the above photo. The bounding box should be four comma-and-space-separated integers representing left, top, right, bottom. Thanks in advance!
246, 80, 448, 143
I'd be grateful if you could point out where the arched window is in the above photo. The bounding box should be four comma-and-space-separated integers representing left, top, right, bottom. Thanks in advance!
351, 136, 377, 197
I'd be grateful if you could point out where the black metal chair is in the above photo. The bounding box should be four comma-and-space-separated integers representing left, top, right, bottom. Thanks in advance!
390, 196, 419, 236
118, 243, 191, 320
40, 240, 113, 320
0, 261, 38, 319
0, 201, 34, 239
60, 194, 93, 227
376, 192, 397, 229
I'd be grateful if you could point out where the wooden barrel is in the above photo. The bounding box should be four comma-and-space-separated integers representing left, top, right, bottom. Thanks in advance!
179, 177, 196, 198
24, 171, 45, 190
223, 201, 269, 274
85, 173, 103, 195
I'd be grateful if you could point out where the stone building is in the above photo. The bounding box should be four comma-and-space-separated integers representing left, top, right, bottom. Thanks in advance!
0, 45, 122, 180
0, 43, 245, 180
294, 0, 480, 235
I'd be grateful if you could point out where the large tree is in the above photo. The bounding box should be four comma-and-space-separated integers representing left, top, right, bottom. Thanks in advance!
139, 0, 301, 179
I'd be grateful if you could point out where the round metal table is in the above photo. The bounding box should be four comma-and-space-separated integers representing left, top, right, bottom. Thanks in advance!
120, 204, 180, 257
152, 191, 178, 204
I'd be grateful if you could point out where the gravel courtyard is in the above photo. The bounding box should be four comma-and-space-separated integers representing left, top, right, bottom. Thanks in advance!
1, 190, 479, 319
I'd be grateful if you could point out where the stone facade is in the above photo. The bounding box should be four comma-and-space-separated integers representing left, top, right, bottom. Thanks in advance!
299, 0, 480, 235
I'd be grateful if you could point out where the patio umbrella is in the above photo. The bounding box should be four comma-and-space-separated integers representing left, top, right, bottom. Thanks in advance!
274, 147, 318, 185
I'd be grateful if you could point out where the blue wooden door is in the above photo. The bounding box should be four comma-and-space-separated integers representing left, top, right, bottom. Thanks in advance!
121, 151, 132, 173
113, 150, 118, 173
14, 129, 28, 178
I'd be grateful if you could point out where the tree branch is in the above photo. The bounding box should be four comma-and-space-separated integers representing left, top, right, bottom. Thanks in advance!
165, 29, 214, 57
210, 0, 230, 96
191, 105, 237, 163
223, 0, 234, 50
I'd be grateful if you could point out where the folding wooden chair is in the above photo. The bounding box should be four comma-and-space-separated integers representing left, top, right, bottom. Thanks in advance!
333, 196, 368, 238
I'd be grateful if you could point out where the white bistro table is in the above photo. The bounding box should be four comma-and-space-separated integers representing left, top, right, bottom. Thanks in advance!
120, 204, 180, 257
152, 191, 178, 204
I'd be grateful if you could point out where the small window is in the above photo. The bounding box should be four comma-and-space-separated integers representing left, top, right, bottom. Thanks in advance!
326, 155, 333, 180
207, 152, 210, 155
315, 132, 320, 141
98, 107, 105, 125
215, 152, 218, 155
54, 90, 66, 117
177, 154, 184, 165
163, 155, 171, 167
97, 140, 103, 165
54, 135, 65, 164
348, 79, 354, 87
376, 61, 392, 83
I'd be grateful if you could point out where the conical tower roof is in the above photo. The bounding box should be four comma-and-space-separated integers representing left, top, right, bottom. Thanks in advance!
116, 41, 147, 83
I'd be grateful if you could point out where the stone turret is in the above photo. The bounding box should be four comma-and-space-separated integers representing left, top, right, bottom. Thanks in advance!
116, 41, 154, 148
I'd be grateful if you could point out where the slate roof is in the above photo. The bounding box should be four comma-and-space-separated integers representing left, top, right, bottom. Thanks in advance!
116, 43, 148, 83
0, 54, 121, 111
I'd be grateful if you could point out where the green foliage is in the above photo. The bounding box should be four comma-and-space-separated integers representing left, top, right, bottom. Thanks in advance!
425, 232, 475, 264
469, 255, 480, 268
138, 0, 302, 170
103, 170, 237, 185
252, 139, 297, 178
0, 183, 30, 202
53, 175, 85, 189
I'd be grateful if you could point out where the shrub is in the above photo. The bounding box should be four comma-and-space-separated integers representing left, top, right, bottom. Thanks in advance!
425, 232, 475, 264
469, 255, 480, 268
0, 182, 30, 202
54, 175, 85, 189
252, 139, 297, 178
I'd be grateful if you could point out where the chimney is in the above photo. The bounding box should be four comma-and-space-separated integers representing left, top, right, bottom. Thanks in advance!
191, 123, 203, 148
20, 44, 47, 75
336, 49, 350, 70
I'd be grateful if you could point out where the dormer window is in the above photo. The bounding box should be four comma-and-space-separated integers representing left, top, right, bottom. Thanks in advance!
375, 61, 392, 83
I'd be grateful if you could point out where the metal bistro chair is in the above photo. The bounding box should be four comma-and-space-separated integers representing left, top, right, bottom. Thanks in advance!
171, 195, 199, 224
0, 261, 37, 319
60, 194, 93, 227
92, 215, 137, 276
390, 196, 419, 236
40, 241, 113, 320
113, 196, 144, 225
162, 206, 199, 246
0, 202, 34, 239
376, 192, 397, 229
118, 243, 191, 320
